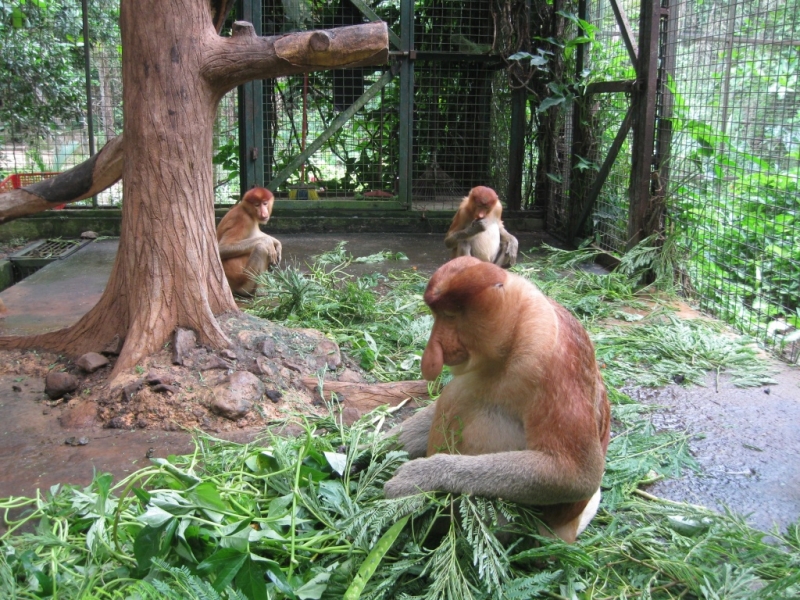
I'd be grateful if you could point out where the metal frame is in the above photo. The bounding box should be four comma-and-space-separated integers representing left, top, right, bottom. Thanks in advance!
570, 0, 673, 249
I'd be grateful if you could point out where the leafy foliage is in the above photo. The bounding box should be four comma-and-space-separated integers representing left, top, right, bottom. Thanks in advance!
2, 247, 798, 598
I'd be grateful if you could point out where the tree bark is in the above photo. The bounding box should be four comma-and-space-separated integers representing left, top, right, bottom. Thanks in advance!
0, 0, 388, 382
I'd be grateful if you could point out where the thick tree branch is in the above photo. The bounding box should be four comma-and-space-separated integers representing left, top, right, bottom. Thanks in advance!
202, 21, 389, 93
0, 136, 124, 223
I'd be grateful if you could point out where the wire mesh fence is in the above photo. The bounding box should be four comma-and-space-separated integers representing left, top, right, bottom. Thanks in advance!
0, 0, 238, 206
664, 0, 800, 360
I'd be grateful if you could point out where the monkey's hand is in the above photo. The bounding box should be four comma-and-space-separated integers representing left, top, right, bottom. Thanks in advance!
466, 218, 488, 234
444, 219, 488, 249
256, 236, 281, 266
494, 230, 519, 268
384, 455, 464, 498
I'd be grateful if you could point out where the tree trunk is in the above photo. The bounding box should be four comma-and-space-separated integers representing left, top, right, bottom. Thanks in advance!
0, 0, 388, 382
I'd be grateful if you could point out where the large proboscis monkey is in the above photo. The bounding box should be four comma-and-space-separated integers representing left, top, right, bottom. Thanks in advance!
384, 256, 611, 543
216, 187, 282, 296
444, 186, 519, 268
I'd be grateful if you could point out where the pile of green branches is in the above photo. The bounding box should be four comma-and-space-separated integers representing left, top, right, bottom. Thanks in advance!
2, 406, 797, 599
2, 244, 797, 599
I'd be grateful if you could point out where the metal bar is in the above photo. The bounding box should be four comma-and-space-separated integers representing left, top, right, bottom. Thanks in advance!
267, 70, 394, 192
507, 86, 526, 210
349, 0, 402, 50
397, 0, 414, 209
608, 0, 639, 67
653, 0, 677, 235
236, 0, 264, 192
81, 0, 97, 206
678, 34, 800, 47
627, 0, 660, 249
569, 0, 588, 231
720, 2, 737, 134
585, 80, 635, 94
573, 104, 633, 239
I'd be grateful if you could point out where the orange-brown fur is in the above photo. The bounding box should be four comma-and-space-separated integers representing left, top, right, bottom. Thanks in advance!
216, 187, 282, 296
444, 186, 518, 267
385, 256, 610, 543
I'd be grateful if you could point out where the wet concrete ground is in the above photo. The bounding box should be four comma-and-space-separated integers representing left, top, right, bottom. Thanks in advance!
0, 233, 798, 534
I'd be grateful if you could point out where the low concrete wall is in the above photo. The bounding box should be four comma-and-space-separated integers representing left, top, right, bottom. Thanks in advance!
0, 207, 544, 241
0, 260, 13, 291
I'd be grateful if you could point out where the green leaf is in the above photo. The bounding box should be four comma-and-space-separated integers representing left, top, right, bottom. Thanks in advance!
344, 514, 410, 600
296, 572, 331, 599
133, 523, 167, 571
198, 548, 248, 592
235, 554, 269, 600
538, 96, 566, 112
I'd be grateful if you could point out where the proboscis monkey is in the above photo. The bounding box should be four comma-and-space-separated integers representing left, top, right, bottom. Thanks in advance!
444, 186, 519, 268
384, 256, 611, 543
216, 187, 282, 296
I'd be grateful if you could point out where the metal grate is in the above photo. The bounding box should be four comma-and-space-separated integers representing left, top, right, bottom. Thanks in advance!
664, 0, 800, 360
9, 239, 91, 281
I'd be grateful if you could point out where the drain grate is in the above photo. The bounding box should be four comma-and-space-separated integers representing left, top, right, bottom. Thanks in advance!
9, 238, 92, 281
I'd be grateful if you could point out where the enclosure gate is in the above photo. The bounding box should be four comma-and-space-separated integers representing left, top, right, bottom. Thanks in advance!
238, 0, 527, 212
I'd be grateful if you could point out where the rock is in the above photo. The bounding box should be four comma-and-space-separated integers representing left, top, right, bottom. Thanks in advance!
261, 337, 277, 357
266, 389, 282, 403
75, 352, 110, 373
59, 400, 98, 428
172, 328, 197, 365
146, 371, 177, 386
12, 385, 21, 392
65, 436, 90, 446
338, 368, 362, 383
199, 355, 233, 371
107, 414, 134, 429
80, 231, 99, 239
122, 380, 143, 402
314, 338, 341, 370
341, 407, 362, 425
221, 349, 238, 360
282, 359, 303, 373
152, 383, 180, 394
102, 335, 124, 356
210, 371, 263, 421
45, 371, 79, 400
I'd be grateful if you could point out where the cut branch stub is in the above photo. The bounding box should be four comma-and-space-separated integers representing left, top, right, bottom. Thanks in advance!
231, 21, 255, 38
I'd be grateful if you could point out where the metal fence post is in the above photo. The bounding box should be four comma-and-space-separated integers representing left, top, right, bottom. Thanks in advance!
81, 0, 97, 207
627, 0, 661, 249
398, 0, 414, 209
236, 0, 265, 194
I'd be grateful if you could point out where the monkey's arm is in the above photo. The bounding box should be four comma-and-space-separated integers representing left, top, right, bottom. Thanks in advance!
493, 228, 519, 268
384, 450, 604, 505
219, 235, 281, 261
444, 219, 487, 250
385, 403, 436, 459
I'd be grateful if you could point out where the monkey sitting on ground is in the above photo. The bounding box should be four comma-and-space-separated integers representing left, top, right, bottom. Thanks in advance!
384, 256, 611, 543
216, 187, 282, 296
444, 186, 519, 268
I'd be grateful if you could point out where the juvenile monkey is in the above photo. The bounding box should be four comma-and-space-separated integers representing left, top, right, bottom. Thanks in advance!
216, 187, 282, 296
444, 186, 519, 268
385, 256, 610, 543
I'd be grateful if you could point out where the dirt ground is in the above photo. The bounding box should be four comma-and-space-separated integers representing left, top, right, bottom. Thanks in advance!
0, 232, 798, 536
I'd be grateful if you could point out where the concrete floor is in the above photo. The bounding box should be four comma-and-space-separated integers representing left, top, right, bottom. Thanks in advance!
0, 232, 798, 534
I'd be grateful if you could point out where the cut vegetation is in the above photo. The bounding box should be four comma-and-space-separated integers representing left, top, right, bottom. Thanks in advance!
1, 245, 797, 599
